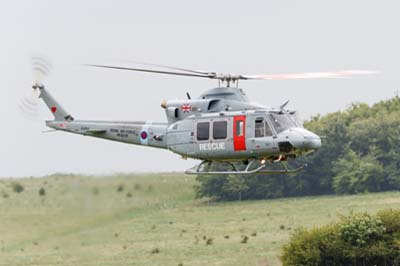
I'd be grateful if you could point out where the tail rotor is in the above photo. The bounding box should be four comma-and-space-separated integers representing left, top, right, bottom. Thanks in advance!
19, 57, 52, 118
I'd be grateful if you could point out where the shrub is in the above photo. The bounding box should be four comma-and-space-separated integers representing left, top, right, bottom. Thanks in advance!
338, 213, 385, 246
92, 187, 99, 195
38, 187, 46, 196
281, 210, 400, 266
205, 237, 213, 245
117, 184, 124, 192
241, 235, 249, 244
151, 247, 160, 254
11, 182, 24, 193
126, 192, 132, 198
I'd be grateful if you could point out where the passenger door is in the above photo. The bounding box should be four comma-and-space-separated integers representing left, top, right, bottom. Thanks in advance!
233, 116, 246, 151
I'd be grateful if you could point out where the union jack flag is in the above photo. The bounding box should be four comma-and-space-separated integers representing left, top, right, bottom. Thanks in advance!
181, 103, 191, 113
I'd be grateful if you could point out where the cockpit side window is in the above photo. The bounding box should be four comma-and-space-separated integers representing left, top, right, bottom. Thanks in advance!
265, 121, 273, 136
255, 118, 265, 138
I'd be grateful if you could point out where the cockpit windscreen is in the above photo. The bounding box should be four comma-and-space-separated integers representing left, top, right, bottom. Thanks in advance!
288, 112, 303, 128
269, 113, 297, 133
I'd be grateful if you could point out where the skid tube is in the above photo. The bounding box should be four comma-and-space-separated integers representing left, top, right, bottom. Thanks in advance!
185, 159, 305, 175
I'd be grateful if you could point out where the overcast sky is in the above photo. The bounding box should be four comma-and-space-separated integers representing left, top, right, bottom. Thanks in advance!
1, 0, 399, 177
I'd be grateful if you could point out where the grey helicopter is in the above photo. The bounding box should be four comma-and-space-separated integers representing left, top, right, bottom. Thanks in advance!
26, 58, 376, 175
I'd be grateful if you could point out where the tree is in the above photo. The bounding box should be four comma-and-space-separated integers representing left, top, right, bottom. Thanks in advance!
332, 148, 384, 194
195, 97, 400, 201
222, 176, 248, 201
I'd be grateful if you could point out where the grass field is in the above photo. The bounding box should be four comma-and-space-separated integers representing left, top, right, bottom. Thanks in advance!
1, 173, 400, 266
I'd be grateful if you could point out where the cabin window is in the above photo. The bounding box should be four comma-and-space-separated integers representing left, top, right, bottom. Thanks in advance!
255, 118, 265, 138
213, 121, 227, 139
236, 121, 244, 136
197, 122, 210, 141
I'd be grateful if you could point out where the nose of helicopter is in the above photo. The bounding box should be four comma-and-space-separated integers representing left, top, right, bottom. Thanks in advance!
280, 128, 321, 152
293, 128, 321, 150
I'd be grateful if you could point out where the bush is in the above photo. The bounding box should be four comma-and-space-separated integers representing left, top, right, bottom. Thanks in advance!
240, 235, 249, 244
11, 182, 24, 193
151, 247, 160, 254
92, 187, 99, 195
338, 213, 385, 246
38, 187, 46, 196
281, 210, 400, 266
117, 184, 124, 192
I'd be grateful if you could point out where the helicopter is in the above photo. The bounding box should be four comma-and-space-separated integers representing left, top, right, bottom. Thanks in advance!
27, 58, 376, 175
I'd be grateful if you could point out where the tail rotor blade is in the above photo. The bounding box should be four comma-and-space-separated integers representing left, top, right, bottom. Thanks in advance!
18, 89, 41, 118
31, 56, 52, 83
19, 56, 52, 119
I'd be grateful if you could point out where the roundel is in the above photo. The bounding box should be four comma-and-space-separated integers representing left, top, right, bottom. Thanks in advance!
140, 131, 148, 140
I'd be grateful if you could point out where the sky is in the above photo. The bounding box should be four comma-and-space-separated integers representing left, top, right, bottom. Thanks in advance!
1, 0, 399, 177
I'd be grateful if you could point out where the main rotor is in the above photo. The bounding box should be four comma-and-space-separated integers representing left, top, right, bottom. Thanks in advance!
85, 60, 378, 87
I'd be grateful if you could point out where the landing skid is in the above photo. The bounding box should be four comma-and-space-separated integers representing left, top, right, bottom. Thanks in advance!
185, 159, 305, 175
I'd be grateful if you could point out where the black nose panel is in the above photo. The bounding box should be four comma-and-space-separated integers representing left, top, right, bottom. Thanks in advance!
278, 141, 293, 153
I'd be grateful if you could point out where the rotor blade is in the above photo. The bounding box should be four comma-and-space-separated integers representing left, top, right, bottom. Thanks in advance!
241, 70, 379, 80
123, 60, 215, 76
85, 64, 216, 79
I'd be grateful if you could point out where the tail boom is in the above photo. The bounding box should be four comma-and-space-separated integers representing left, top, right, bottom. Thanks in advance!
46, 120, 169, 149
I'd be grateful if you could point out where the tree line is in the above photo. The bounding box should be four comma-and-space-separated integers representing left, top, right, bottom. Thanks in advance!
195, 97, 400, 201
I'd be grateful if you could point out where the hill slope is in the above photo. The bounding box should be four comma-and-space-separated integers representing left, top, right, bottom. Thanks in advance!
1, 174, 400, 266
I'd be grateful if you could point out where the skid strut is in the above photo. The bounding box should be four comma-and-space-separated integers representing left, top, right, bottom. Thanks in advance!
185, 159, 305, 175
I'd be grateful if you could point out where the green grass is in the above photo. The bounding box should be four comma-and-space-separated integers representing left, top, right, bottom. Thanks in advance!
1, 173, 400, 266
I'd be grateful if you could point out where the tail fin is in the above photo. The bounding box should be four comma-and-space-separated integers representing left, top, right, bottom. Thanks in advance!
34, 84, 74, 121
